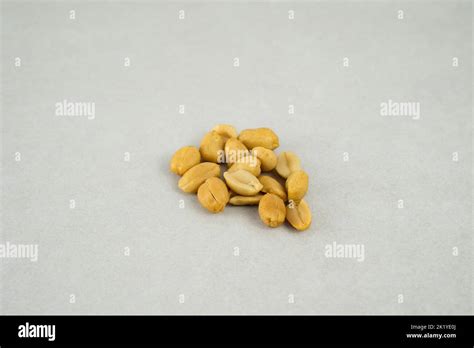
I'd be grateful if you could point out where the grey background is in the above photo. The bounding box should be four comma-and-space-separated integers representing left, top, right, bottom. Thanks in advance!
1, 0, 472, 314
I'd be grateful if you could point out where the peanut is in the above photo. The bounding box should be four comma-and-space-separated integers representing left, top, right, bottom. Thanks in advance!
197, 177, 229, 213
223, 170, 263, 196
258, 193, 286, 227
258, 175, 287, 201
251, 147, 277, 172
238, 128, 279, 150
199, 131, 226, 163
212, 124, 238, 139
229, 194, 263, 206
224, 137, 249, 164
286, 170, 308, 204
178, 162, 221, 193
276, 151, 301, 179
170, 146, 201, 176
286, 199, 312, 231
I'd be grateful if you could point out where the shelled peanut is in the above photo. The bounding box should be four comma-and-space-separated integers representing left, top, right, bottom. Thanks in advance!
169, 125, 312, 231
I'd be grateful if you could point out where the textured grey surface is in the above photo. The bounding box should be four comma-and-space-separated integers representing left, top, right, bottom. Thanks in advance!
0, 1, 472, 314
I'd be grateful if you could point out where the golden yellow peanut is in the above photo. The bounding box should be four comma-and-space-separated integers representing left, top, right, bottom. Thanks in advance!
258, 175, 287, 201
228, 156, 261, 177
251, 147, 277, 172
276, 151, 301, 179
223, 170, 263, 196
178, 162, 221, 193
238, 128, 279, 150
197, 177, 229, 213
258, 193, 286, 227
286, 170, 308, 203
199, 131, 226, 163
212, 124, 238, 139
286, 199, 312, 231
229, 194, 263, 206
170, 146, 201, 176
224, 138, 249, 163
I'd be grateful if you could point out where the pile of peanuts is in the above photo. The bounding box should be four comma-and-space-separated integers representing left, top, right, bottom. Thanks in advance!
169, 125, 311, 231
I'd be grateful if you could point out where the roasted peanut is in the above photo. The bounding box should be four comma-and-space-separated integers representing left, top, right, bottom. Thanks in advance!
286, 170, 308, 203
200, 131, 226, 163
258, 175, 287, 201
223, 170, 263, 196
276, 151, 301, 179
224, 137, 249, 164
251, 147, 277, 172
170, 146, 201, 176
258, 193, 286, 227
229, 194, 263, 206
212, 124, 238, 139
178, 162, 221, 193
286, 199, 312, 231
197, 177, 229, 213
238, 128, 279, 150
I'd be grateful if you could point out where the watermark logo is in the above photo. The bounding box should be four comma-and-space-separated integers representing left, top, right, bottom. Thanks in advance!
380, 99, 420, 120
324, 242, 365, 262
18, 322, 55, 341
55, 99, 95, 120
217, 150, 257, 167
0, 242, 38, 262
